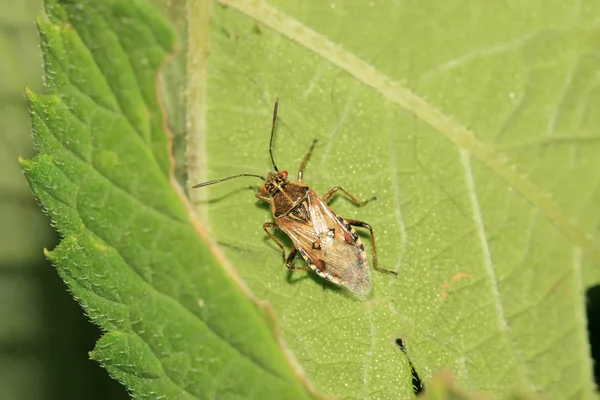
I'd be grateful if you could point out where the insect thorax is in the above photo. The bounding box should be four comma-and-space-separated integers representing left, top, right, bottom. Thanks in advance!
286, 200, 311, 223
272, 183, 310, 218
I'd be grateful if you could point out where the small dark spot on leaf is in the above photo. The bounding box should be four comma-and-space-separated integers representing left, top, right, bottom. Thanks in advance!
586, 285, 600, 390
395, 338, 424, 395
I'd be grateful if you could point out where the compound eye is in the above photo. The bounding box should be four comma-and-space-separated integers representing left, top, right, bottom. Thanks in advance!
260, 186, 268, 194
281, 170, 288, 180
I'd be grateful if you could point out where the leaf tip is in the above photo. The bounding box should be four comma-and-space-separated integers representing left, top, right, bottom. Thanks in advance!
35, 15, 44, 29
24, 88, 39, 110
24, 86, 35, 98
44, 248, 55, 261
18, 156, 31, 169
19, 157, 37, 181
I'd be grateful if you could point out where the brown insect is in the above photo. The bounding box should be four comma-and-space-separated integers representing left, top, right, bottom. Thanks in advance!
194, 99, 397, 295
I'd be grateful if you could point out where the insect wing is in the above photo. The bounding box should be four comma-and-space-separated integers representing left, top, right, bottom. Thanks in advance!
277, 215, 323, 267
278, 191, 372, 295
310, 194, 372, 295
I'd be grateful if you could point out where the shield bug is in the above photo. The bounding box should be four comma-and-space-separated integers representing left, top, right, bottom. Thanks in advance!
193, 99, 397, 295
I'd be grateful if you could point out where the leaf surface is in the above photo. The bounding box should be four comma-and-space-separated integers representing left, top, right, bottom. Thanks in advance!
188, 1, 600, 398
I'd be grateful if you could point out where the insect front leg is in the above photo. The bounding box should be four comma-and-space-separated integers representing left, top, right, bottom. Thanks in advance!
255, 192, 271, 202
345, 219, 398, 276
322, 186, 376, 206
263, 222, 286, 262
286, 248, 309, 271
297, 139, 318, 182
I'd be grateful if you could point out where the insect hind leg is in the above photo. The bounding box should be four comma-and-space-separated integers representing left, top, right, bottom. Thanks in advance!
345, 219, 397, 276
286, 248, 309, 271
263, 223, 310, 271
323, 186, 376, 206
297, 139, 318, 182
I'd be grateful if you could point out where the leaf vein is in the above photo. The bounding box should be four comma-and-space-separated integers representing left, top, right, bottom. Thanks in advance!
459, 149, 534, 390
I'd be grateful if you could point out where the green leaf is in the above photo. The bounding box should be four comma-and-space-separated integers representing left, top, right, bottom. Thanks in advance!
188, 1, 600, 399
22, 0, 316, 398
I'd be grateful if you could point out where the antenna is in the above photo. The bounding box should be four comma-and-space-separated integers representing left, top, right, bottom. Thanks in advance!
192, 173, 265, 188
269, 98, 280, 172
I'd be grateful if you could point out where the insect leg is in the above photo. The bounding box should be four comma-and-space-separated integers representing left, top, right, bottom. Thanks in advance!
322, 186, 376, 206
297, 139, 318, 182
286, 248, 310, 271
345, 219, 398, 276
255, 192, 272, 202
263, 222, 286, 262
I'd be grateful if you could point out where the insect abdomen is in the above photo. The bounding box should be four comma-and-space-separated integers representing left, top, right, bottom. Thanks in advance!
301, 227, 372, 296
